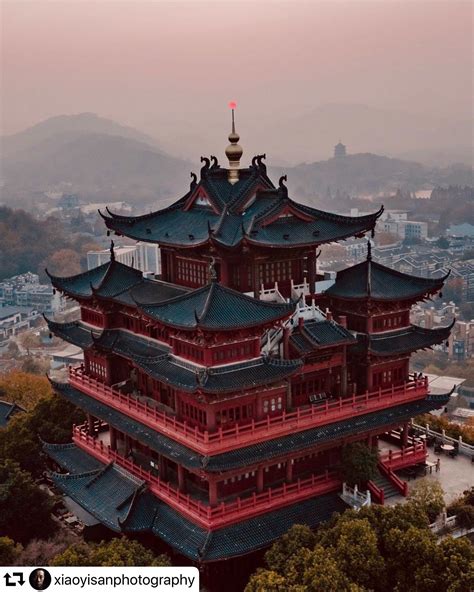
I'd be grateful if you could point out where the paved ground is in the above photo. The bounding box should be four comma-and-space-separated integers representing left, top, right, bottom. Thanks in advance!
420, 449, 473, 504
378, 441, 473, 506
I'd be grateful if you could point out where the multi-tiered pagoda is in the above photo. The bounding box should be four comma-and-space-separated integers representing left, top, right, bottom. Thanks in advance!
44, 113, 453, 563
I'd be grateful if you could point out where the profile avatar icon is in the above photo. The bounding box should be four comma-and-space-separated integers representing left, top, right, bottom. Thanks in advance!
29, 568, 52, 590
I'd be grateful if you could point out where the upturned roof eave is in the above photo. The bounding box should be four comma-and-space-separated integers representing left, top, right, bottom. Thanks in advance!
364, 322, 454, 356
326, 286, 445, 302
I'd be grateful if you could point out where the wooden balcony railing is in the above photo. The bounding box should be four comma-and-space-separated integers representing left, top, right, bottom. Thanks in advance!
69, 367, 429, 455
72, 425, 340, 529
379, 442, 427, 470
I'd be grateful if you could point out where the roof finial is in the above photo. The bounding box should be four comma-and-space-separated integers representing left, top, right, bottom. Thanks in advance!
278, 175, 288, 198
110, 240, 115, 262
225, 101, 243, 185
366, 238, 372, 297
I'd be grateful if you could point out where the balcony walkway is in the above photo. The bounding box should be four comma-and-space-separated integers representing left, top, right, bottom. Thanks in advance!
69, 367, 429, 455
72, 425, 341, 529
378, 441, 473, 506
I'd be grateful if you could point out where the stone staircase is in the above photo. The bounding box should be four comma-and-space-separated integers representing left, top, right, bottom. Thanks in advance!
372, 469, 401, 500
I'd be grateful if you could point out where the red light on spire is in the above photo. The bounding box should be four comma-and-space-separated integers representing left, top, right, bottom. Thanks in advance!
228, 101, 237, 109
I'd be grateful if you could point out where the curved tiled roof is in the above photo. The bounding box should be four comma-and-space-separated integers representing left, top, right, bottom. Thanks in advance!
47, 259, 189, 304
101, 160, 382, 249
326, 259, 448, 301
359, 323, 454, 356
135, 281, 296, 330
290, 320, 355, 354
135, 356, 302, 394
51, 462, 145, 532
144, 491, 346, 561
45, 319, 98, 349
46, 320, 301, 393
46, 259, 144, 300
42, 440, 103, 473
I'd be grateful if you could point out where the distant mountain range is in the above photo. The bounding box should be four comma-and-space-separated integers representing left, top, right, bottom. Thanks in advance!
0, 112, 472, 209
0, 113, 190, 206
1, 112, 162, 158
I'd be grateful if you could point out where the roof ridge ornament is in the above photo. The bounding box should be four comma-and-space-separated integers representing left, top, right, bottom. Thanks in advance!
207, 220, 213, 237
190, 172, 197, 190
225, 101, 243, 185
110, 240, 115, 262
251, 153, 267, 176
200, 157, 211, 179
210, 155, 220, 169
278, 175, 288, 198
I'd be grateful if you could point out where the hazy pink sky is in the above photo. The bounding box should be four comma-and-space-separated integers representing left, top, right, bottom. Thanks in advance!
2, 0, 472, 137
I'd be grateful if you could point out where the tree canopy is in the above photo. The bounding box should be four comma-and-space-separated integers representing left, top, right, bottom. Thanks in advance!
341, 442, 379, 486
0, 370, 52, 410
0, 460, 57, 544
0, 206, 94, 281
408, 479, 445, 523
245, 501, 474, 592
0, 392, 85, 476
0, 536, 23, 566
0, 207, 70, 280
51, 538, 171, 567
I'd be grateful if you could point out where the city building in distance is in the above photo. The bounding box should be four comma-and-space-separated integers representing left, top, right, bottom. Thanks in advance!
87, 242, 160, 276
44, 115, 453, 564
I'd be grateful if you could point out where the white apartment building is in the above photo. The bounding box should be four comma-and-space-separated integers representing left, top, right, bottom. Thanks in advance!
87, 242, 161, 275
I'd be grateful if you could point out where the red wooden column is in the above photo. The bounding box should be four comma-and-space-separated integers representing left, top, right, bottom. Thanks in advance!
209, 479, 218, 506
178, 464, 186, 493
168, 252, 175, 283
257, 466, 264, 493
219, 258, 229, 287
404, 358, 410, 381
286, 380, 293, 413
109, 426, 117, 451
87, 414, 95, 436
124, 435, 132, 456
308, 249, 316, 295
161, 249, 168, 282
159, 455, 168, 480
401, 422, 409, 447
366, 355, 373, 392
104, 356, 113, 386
206, 407, 216, 431
253, 337, 261, 357
252, 259, 260, 298
286, 459, 293, 483
340, 346, 348, 397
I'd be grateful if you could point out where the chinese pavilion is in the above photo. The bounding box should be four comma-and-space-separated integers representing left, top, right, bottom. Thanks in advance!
44, 112, 453, 564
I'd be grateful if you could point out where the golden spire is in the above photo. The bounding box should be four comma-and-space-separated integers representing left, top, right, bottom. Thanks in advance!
225, 101, 243, 185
